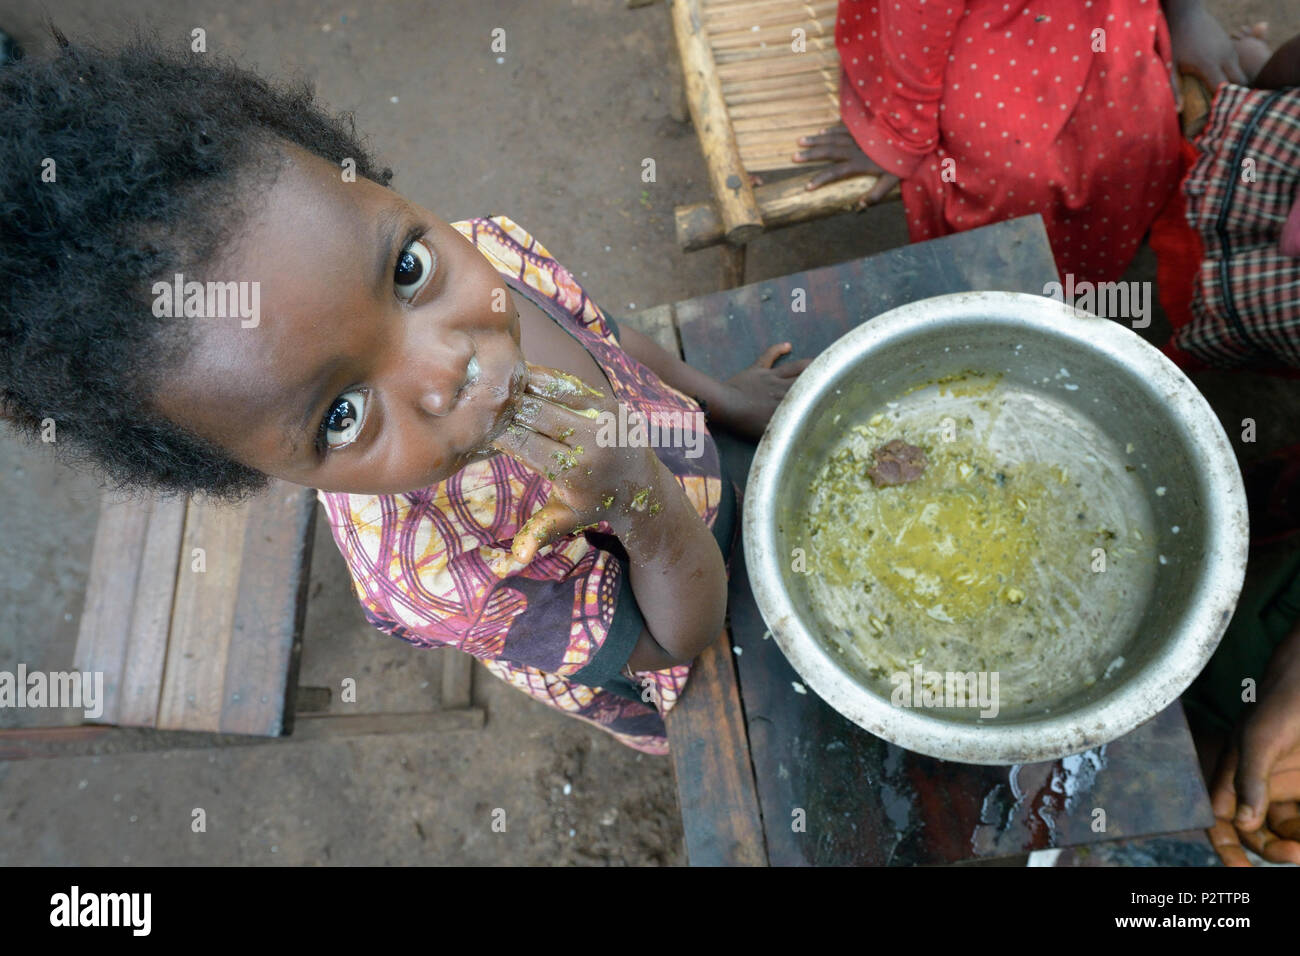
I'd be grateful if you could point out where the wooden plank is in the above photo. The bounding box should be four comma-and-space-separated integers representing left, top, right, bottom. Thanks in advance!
156, 496, 250, 732
289, 710, 486, 739
721, 242, 746, 288
74, 493, 154, 726
725, 78, 836, 107
670, 0, 764, 244
115, 496, 187, 726
721, 68, 836, 95
0, 725, 119, 760
440, 650, 474, 710
665, 629, 768, 865
716, 48, 838, 81
732, 111, 835, 136
729, 92, 839, 120
711, 15, 834, 47
675, 166, 896, 251
222, 482, 317, 736
0, 710, 485, 760
704, 0, 837, 25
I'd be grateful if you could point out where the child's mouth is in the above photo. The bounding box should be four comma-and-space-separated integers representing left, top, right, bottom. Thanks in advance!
471, 358, 529, 455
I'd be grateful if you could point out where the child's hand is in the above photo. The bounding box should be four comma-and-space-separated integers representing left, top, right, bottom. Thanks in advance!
711, 343, 812, 442
1207, 617, 1300, 865
491, 363, 670, 562
1209, 746, 1300, 865
794, 124, 900, 207
1166, 0, 1247, 90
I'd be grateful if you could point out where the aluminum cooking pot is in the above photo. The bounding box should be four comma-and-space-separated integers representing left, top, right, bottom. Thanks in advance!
743, 291, 1249, 764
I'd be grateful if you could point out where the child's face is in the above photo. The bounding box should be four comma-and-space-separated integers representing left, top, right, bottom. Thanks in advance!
153, 143, 529, 495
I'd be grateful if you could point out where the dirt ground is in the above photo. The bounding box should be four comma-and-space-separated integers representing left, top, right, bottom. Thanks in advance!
2, 0, 1298, 866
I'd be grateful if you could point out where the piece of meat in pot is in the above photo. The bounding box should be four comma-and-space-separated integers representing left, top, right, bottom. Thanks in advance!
867, 439, 928, 487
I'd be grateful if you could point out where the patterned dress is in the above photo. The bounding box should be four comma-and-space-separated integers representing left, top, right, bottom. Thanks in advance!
834, 0, 1184, 284
316, 215, 735, 754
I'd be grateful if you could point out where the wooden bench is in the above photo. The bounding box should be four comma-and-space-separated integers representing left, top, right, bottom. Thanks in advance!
664, 0, 1212, 286
1, 478, 482, 761
74, 483, 317, 736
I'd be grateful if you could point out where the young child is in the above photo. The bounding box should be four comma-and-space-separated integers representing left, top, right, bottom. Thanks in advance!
792, 0, 1248, 286
1145, 24, 1300, 867
0, 28, 810, 755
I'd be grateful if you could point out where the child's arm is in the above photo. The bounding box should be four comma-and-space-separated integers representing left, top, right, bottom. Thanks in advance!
614, 452, 730, 668
492, 364, 729, 668
618, 322, 811, 441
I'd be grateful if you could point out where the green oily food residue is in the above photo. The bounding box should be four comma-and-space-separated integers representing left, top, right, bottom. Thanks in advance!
797, 377, 1159, 709
539, 369, 605, 400
805, 438, 1079, 625
900, 368, 1003, 399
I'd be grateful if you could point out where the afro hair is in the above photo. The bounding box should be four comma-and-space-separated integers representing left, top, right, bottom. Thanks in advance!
1, 23, 394, 500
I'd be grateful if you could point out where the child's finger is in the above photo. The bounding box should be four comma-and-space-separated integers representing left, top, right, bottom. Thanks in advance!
794, 142, 852, 164
797, 129, 853, 148
1237, 818, 1300, 864
513, 394, 600, 444
774, 357, 813, 378
866, 173, 899, 204
1208, 742, 1241, 820
754, 342, 792, 369
1207, 818, 1252, 867
1268, 801, 1300, 842
523, 362, 606, 412
1233, 737, 1281, 830
513, 494, 579, 563
805, 166, 855, 190
491, 418, 584, 485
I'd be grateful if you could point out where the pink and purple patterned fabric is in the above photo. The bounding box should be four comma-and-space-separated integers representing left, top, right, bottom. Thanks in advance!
316, 216, 725, 754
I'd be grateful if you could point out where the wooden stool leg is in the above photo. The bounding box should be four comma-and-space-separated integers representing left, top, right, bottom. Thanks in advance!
721, 242, 746, 289
440, 649, 474, 710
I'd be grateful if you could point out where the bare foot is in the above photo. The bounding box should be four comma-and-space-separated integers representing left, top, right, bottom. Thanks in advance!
1231, 22, 1272, 81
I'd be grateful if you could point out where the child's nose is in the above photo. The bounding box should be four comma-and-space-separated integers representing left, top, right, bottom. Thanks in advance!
412, 344, 474, 417
418, 382, 456, 417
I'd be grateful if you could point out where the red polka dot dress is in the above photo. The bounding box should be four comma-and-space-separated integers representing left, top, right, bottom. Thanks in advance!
836, 0, 1183, 283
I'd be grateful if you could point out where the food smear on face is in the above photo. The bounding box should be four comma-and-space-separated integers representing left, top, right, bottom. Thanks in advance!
798, 376, 1158, 718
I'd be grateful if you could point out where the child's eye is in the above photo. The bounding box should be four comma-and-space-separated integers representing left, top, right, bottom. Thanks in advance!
394, 237, 435, 301
319, 389, 368, 451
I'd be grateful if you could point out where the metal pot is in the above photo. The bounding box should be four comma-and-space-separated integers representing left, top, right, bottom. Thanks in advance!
744, 291, 1248, 764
